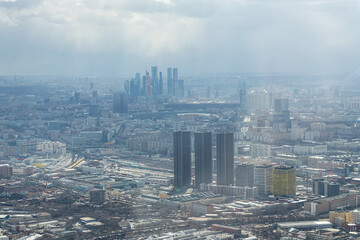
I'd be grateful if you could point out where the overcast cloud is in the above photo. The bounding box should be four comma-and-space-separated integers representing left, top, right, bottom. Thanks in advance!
0, 0, 359, 75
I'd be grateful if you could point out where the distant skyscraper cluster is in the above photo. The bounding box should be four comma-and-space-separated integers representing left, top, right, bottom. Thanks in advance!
113, 66, 185, 114
128, 66, 184, 99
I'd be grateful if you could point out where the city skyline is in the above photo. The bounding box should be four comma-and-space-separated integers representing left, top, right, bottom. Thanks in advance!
2, 0, 360, 239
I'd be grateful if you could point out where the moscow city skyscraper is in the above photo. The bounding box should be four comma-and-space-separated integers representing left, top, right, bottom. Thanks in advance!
195, 132, 213, 188
145, 71, 152, 96
167, 67, 173, 96
173, 68, 178, 83
151, 66, 158, 96
173, 68, 178, 96
216, 132, 234, 186
159, 71, 163, 96
130, 73, 141, 98
173, 131, 191, 189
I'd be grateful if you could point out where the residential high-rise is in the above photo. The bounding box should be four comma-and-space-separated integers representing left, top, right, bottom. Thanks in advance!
167, 68, 173, 96
235, 163, 254, 187
0, 164, 13, 179
250, 143, 271, 159
274, 98, 289, 113
174, 131, 191, 189
313, 179, 340, 197
324, 182, 340, 197
113, 92, 128, 113
175, 79, 185, 98
90, 189, 106, 205
195, 132, 212, 188
89, 105, 100, 117
246, 93, 266, 113
74, 92, 80, 103
313, 179, 325, 195
239, 82, 247, 112
216, 132, 234, 186
272, 165, 296, 197
254, 164, 273, 196
151, 66, 158, 96
273, 98, 291, 132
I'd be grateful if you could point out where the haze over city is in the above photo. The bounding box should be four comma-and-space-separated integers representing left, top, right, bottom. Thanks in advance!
2, 0, 360, 240
0, 0, 360, 75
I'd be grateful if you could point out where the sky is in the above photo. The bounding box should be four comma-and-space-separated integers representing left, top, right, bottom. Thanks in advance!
0, 0, 360, 75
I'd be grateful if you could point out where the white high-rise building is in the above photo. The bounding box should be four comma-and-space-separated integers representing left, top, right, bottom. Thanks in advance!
254, 164, 273, 196
250, 143, 271, 159
246, 94, 266, 113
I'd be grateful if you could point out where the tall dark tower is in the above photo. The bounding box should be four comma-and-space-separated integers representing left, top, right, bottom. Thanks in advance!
142, 75, 146, 96
159, 71, 163, 96
173, 68, 178, 82
173, 131, 191, 189
113, 92, 128, 113
195, 132, 212, 188
173, 68, 178, 96
167, 68, 173, 96
130, 73, 140, 98
216, 132, 234, 186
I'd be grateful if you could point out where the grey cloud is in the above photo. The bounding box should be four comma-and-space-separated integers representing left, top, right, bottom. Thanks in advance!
0, 0, 360, 75
0, 0, 43, 9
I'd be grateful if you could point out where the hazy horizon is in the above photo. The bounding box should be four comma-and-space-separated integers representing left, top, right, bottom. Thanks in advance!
1, 0, 360, 75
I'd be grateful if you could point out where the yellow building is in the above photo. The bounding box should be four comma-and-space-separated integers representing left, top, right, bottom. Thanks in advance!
272, 166, 296, 196
329, 211, 352, 225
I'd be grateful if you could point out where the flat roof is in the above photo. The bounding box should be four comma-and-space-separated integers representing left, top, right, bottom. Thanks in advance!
277, 221, 332, 229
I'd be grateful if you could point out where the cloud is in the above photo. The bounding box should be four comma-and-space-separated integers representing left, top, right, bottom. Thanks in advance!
0, 0, 359, 75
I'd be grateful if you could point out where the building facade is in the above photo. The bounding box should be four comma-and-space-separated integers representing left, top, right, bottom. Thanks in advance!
235, 163, 254, 187
195, 132, 213, 188
174, 131, 191, 188
272, 165, 296, 196
254, 164, 273, 196
216, 132, 234, 186
113, 92, 128, 113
